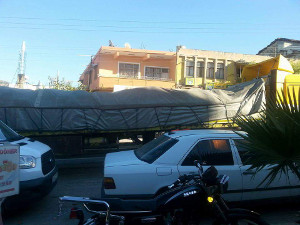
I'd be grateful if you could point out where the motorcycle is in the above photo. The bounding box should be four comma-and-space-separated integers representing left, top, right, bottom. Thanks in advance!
58, 160, 269, 225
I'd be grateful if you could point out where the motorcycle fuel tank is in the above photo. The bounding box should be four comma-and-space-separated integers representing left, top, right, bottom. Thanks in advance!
157, 185, 204, 210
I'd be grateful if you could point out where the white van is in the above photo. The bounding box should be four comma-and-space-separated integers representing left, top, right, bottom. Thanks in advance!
0, 120, 58, 209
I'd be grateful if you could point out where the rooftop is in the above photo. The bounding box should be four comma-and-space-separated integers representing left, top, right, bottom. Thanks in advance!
257, 38, 300, 55
97, 46, 175, 60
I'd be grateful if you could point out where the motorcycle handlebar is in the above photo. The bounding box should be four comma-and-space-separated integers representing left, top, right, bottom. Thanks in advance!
168, 174, 198, 189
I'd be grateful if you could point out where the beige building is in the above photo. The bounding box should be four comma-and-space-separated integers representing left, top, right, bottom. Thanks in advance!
176, 46, 271, 89
80, 44, 273, 91
80, 46, 176, 92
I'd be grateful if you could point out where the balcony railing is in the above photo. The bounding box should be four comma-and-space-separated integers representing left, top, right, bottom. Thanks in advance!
119, 74, 139, 79
143, 76, 172, 81
118, 74, 172, 81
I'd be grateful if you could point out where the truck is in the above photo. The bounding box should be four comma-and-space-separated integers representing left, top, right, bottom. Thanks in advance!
0, 55, 298, 156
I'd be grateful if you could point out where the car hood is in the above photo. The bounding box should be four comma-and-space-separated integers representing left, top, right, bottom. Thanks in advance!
105, 150, 148, 167
11, 137, 51, 157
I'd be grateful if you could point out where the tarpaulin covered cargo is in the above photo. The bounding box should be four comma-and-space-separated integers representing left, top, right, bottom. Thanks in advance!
0, 78, 265, 133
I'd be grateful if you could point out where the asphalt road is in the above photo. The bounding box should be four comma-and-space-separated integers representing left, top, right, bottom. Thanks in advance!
3, 162, 104, 225
3, 161, 300, 225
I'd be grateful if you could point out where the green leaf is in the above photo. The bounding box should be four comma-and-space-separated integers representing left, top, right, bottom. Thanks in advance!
235, 88, 300, 186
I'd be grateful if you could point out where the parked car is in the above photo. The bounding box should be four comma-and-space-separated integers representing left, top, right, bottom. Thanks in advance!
0, 120, 57, 209
103, 129, 299, 202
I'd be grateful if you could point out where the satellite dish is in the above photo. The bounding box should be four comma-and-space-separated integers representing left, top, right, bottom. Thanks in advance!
124, 43, 131, 48
109, 40, 115, 47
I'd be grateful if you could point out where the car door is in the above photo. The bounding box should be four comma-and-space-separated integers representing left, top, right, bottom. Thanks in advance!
232, 138, 292, 201
177, 138, 243, 202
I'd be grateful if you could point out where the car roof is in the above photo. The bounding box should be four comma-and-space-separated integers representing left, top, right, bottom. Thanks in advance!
165, 129, 246, 139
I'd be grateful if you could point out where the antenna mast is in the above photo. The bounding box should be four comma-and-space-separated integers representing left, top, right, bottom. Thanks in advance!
17, 41, 27, 88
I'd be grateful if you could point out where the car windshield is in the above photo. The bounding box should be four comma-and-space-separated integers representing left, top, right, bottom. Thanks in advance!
134, 134, 178, 164
0, 120, 23, 142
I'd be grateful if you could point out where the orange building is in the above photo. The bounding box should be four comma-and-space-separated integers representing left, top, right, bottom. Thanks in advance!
80, 46, 176, 92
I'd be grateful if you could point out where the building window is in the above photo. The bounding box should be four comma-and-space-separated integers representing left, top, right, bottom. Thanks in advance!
145, 67, 169, 80
207, 62, 214, 78
186, 61, 194, 77
196, 61, 204, 77
215, 63, 224, 79
119, 63, 139, 78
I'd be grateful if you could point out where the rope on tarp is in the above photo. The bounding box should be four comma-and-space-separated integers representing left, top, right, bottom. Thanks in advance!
154, 107, 162, 130
222, 104, 230, 126
135, 108, 138, 129
211, 90, 232, 127
60, 109, 64, 131
189, 106, 205, 127
24, 108, 40, 132
93, 109, 102, 131
82, 109, 89, 130
40, 108, 43, 130
163, 107, 173, 128
118, 109, 130, 130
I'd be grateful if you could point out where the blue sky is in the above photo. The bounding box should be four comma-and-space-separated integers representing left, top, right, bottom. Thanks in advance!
0, 0, 299, 86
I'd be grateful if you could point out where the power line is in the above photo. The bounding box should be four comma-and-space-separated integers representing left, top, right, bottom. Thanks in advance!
3, 44, 299, 51
1, 21, 299, 31
1, 16, 299, 27
0, 16, 231, 24
0, 25, 299, 34
0, 21, 299, 31
0, 21, 223, 30
0, 45, 98, 51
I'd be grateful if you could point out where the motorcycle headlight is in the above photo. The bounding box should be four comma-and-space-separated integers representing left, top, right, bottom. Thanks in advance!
207, 196, 214, 203
20, 155, 36, 169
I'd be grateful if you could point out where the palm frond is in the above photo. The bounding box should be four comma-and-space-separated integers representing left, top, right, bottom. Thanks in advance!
235, 87, 300, 186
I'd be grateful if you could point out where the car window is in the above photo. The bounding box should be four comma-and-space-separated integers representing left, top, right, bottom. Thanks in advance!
182, 139, 233, 166
233, 139, 252, 165
134, 135, 178, 164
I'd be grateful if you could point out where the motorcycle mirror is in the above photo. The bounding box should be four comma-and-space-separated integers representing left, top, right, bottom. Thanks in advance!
194, 160, 203, 174
194, 160, 201, 168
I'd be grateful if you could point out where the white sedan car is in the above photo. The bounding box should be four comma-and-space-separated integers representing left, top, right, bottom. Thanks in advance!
103, 130, 299, 202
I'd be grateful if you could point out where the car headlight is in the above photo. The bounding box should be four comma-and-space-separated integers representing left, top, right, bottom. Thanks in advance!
20, 155, 36, 169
